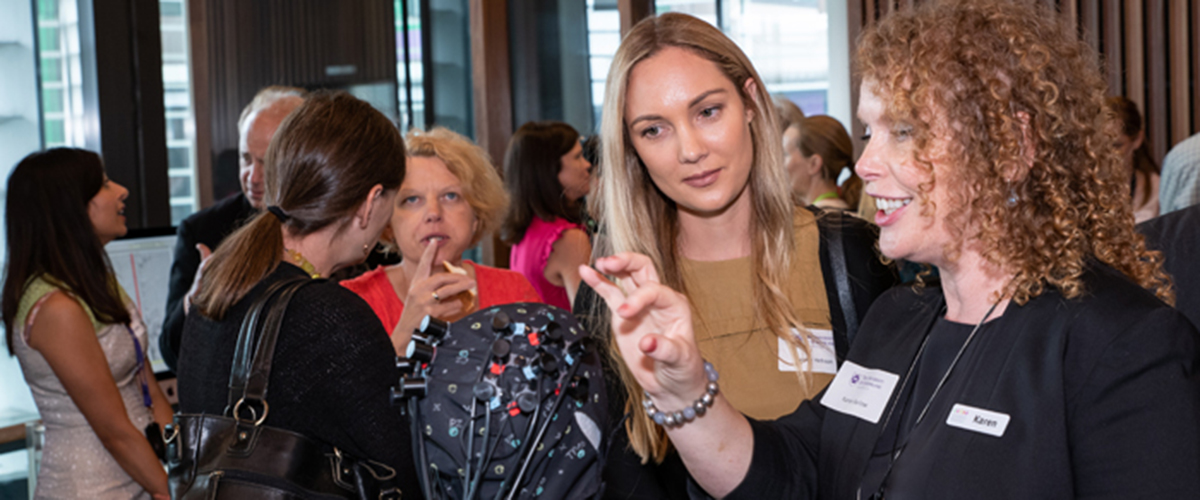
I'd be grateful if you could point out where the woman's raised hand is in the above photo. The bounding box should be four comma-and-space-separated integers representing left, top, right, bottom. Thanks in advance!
579, 253, 707, 409
391, 241, 475, 351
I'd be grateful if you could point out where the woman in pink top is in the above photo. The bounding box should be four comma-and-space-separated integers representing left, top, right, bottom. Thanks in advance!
342, 127, 540, 352
502, 121, 594, 310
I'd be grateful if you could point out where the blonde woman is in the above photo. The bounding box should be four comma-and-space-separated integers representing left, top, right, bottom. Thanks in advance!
783, 115, 862, 210
581, 12, 896, 498
342, 127, 541, 352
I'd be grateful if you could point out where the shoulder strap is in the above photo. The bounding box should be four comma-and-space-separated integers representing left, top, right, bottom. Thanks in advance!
225, 277, 311, 415
824, 210, 860, 362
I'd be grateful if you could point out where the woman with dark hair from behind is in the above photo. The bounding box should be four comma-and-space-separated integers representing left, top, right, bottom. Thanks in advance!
178, 90, 421, 495
503, 121, 593, 310
3, 148, 173, 499
1107, 96, 1160, 222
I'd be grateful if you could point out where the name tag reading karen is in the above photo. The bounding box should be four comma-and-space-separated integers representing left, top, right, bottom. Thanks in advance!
945, 404, 1010, 437
820, 361, 900, 424
779, 329, 838, 374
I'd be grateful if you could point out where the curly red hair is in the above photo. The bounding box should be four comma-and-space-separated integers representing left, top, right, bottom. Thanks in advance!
856, 0, 1171, 304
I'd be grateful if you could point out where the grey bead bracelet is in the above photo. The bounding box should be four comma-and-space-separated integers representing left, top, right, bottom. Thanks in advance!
643, 361, 719, 428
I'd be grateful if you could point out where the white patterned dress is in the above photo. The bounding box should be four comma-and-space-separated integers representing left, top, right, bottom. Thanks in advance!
14, 277, 155, 499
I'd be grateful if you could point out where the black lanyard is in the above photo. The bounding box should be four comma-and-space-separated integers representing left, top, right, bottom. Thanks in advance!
858, 300, 999, 500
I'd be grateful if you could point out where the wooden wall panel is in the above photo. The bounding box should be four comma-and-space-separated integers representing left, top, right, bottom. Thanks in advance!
850, 0, 1200, 165
1123, 0, 1144, 116
1194, 0, 1200, 135
1144, 0, 1167, 161
470, 0, 512, 268
1102, 0, 1123, 95
190, 0, 398, 204
1169, 0, 1191, 145
1079, 0, 1100, 53
618, 0, 655, 37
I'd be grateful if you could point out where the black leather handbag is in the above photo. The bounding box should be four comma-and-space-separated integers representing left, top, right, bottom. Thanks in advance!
165, 278, 402, 499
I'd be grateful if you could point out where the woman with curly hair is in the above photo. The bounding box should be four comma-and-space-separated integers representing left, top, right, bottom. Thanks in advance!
582, 1, 1200, 498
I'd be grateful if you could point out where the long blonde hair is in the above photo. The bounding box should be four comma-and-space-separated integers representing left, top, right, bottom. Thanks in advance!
590, 12, 812, 463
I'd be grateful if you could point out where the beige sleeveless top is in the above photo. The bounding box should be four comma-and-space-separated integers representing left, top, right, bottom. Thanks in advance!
681, 208, 835, 420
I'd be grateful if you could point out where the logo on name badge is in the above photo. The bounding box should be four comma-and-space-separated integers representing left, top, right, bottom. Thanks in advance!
819, 361, 899, 424
778, 329, 838, 374
945, 403, 1010, 438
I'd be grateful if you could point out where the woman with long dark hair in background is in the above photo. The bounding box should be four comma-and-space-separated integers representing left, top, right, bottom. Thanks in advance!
502, 121, 594, 310
1107, 96, 1160, 222
3, 148, 173, 499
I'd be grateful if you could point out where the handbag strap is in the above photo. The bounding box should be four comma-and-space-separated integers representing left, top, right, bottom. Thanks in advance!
225, 277, 312, 417
825, 210, 860, 363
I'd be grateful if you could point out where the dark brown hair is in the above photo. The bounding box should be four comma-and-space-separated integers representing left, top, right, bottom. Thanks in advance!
501, 121, 582, 244
194, 90, 407, 319
857, 0, 1170, 304
3, 148, 131, 354
1106, 96, 1160, 202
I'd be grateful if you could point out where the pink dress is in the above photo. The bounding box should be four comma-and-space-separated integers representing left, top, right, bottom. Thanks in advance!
509, 217, 581, 310
341, 261, 542, 334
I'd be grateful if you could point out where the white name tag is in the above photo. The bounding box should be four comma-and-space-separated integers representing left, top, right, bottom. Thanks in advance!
945, 403, 1010, 438
779, 329, 838, 374
820, 361, 900, 424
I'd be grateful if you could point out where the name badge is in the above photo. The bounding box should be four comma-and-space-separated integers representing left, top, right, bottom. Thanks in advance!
946, 403, 1010, 438
820, 361, 900, 424
779, 329, 838, 374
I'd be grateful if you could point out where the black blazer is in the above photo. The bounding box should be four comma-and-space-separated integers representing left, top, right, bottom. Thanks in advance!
724, 263, 1200, 499
160, 193, 257, 372
1138, 204, 1200, 330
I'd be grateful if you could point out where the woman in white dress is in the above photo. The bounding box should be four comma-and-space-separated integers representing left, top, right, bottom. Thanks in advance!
2, 148, 173, 499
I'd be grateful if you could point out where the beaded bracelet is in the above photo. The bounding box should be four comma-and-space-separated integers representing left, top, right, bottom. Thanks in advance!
643, 361, 719, 428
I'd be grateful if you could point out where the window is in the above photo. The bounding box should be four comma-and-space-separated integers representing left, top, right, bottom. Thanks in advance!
36, 0, 89, 149
586, 0, 833, 123
720, 0, 829, 115
0, 0, 47, 484
585, 0, 619, 128
395, 0, 426, 133
160, 0, 199, 226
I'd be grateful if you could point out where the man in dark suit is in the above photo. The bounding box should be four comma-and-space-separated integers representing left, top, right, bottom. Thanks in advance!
1138, 203, 1200, 329
160, 86, 305, 371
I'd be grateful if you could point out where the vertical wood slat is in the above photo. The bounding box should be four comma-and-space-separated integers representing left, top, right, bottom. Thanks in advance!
1169, 0, 1190, 144
1194, 0, 1200, 137
1102, 0, 1123, 95
618, 0, 654, 38
1060, 0, 1077, 34
1123, 0, 1144, 112
1145, 0, 1167, 162
1079, 0, 1100, 52
469, 0, 513, 267
850, 0, 1200, 148
848, 0, 865, 159
189, 0, 213, 207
